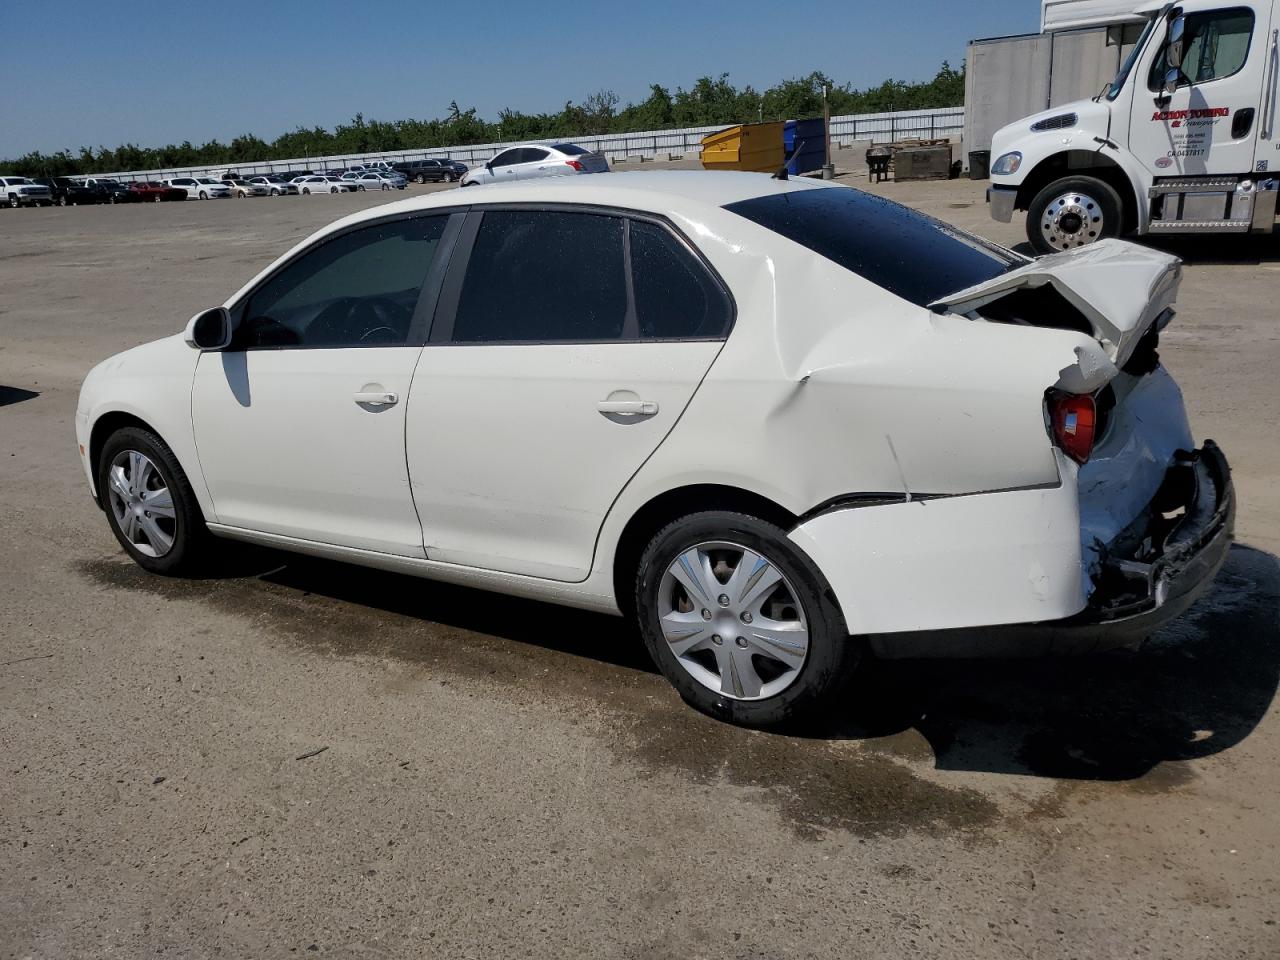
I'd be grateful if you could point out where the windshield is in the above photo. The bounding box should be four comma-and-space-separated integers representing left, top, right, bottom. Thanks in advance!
1107, 13, 1160, 100
723, 187, 1024, 307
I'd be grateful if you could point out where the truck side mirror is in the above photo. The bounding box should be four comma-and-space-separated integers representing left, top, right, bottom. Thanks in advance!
184, 307, 233, 351
1163, 67, 1181, 96
1165, 15, 1186, 71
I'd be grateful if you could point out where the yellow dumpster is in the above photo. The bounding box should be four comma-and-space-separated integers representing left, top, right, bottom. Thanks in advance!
700, 122, 786, 173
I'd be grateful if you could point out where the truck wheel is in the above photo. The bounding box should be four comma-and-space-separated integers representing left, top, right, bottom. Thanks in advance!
1026, 176, 1123, 254
8, 195, 18, 208
416, 174, 426, 184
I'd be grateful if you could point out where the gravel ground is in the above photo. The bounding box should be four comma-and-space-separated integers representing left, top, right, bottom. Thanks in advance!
1, 161, 1278, 959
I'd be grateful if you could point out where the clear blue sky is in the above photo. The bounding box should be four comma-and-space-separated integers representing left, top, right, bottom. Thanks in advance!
0, 0, 1037, 157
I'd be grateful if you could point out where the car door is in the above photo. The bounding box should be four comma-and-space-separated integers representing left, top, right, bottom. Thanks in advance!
405, 208, 733, 582
1127, 3, 1275, 176
487, 149, 522, 182
518, 147, 554, 180
191, 211, 462, 556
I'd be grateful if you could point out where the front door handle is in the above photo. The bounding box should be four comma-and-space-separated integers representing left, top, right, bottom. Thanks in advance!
354, 390, 398, 406
597, 399, 658, 416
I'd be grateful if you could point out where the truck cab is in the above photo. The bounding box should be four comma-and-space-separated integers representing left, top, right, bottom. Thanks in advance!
990, 0, 1279, 252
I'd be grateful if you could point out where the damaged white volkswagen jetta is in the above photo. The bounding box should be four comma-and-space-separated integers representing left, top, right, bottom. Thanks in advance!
76, 171, 1234, 727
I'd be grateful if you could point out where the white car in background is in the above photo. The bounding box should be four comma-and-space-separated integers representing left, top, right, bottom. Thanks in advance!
1, 175, 54, 207
163, 177, 232, 200
73, 172, 1233, 728
295, 175, 357, 195
460, 142, 608, 187
342, 171, 407, 191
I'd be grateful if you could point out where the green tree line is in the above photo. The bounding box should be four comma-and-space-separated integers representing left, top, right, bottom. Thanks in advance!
2, 64, 963, 176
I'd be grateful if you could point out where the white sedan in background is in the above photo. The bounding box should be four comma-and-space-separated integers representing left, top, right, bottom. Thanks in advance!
73, 172, 1233, 727
162, 177, 232, 199
249, 176, 299, 196
342, 171, 407, 191
294, 175, 357, 195
461, 142, 609, 187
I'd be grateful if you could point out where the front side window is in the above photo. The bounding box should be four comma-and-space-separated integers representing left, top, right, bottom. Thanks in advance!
451, 211, 627, 342
1148, 8, 1255, 89
490, 149, 520, 168
236, 216, 447, 349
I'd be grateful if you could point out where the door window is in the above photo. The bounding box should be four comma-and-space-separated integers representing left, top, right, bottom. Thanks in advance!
1148, 8, 1255, 88
491, 149, 521, 168
629, 220, 733, 339
450, 211, 627, 342
236, 216, 448, 349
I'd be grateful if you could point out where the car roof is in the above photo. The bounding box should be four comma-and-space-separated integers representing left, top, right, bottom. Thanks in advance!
331, 170, 831, 229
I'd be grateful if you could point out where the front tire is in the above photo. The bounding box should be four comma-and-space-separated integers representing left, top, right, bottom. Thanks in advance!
1026, 175, 1123, 254
416, 174, 426, 184
198, 191, 208, 200
303, 187, 311, 195
635, 511, 858, 728
98, 426, 209, 576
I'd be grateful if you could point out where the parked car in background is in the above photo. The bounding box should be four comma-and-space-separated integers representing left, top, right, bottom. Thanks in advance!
1, 176, 54, 207
32, 177, 108, 206
342, 171, 407, 191
127, 182, 188, 202
223, 178, 269, 198
346, 161, 396, 174
248, 175, 299, 196
393, 158, 467, 183
162, 177, 232, 200
295, 175, 357, 195
92, 180, 133, 204
73, 171, 1234, 727
460, 143, 609, 187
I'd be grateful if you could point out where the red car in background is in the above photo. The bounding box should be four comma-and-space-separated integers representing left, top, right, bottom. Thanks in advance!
125, 181, 187, 203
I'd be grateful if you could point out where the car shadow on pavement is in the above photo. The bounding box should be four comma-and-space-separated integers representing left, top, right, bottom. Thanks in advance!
219, 540, 1280, 784
0, 386, 39, 407
826, 543, 1280, 781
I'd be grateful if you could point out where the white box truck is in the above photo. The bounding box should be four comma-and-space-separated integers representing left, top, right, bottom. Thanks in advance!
988, 0, 1279, 252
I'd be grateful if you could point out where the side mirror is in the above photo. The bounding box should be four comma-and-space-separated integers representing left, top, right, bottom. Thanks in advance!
1163, 67, 1181, 96
1166, 15, 1186, 70
485, 161, 493, 172
184, 306, 233, 351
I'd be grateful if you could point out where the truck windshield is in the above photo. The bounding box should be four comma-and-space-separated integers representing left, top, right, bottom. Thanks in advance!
1107, 14, 1160, 101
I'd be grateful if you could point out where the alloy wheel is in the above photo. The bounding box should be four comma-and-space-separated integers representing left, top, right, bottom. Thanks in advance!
1039, 191, 1104, 250
657, 541, 809, 701
106, 450, 177, 558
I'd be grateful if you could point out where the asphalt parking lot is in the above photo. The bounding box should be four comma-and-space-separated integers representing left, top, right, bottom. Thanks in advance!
2, 163, 1278, 959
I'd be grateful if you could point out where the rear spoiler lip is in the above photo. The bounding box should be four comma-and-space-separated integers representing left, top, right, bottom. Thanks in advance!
928, 238, 1182, 370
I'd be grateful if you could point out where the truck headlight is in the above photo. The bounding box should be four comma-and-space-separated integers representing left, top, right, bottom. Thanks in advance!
991, 151, 1022, 176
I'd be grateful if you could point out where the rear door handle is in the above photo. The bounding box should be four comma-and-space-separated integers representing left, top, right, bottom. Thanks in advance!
354, 391, 398, 406
597, 400, 658, 416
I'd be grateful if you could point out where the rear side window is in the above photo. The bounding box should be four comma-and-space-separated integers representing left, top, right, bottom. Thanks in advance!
723, 188, 1021, 306
630, 220, 732, 338
552, 143, 589, 155
523, 148, 550, 162
237, 216, 447, 349
452, 211, 627, 342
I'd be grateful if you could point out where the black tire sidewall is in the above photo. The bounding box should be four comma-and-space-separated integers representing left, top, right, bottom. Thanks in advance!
1026, 176, 1123, 255
635, 510, 857, 728
98, 426, 206, 575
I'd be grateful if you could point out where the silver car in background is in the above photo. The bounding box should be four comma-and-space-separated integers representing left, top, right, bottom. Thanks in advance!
461, 142, 609, 187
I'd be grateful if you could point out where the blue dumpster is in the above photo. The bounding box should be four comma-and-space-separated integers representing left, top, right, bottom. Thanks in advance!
784, 118, 826, 175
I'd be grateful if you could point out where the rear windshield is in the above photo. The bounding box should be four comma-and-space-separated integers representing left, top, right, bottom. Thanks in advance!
552, 143, 589, 155
723, 187, 1023, 306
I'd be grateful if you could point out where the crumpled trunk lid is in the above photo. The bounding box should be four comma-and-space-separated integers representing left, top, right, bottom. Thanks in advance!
929, 239, 1181, 370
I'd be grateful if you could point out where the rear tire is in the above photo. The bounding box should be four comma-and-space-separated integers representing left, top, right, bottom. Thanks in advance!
98, 426, 210, 577
635, 510, 859, 728
1026, 175, 1123, 254
416, 174, 426, 184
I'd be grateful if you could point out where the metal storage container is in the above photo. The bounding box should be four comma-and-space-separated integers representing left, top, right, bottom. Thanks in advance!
783, 118, 827, 175
700, 122, 786, 173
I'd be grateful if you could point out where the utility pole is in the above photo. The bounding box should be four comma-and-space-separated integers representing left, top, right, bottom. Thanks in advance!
822, 83, 834, 179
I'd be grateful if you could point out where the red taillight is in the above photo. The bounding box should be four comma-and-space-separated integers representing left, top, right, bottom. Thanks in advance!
1048, 392, 1097, 464
565, 159, 584, 171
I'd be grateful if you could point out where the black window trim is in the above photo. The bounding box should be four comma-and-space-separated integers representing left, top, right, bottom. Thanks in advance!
1146, 5, 1256, 91
425, 202, 737, 346
226, 206, 469, 352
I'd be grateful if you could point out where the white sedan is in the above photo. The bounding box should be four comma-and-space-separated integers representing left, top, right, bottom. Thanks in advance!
162, 177, 232, 199
74, 172, 1233, 726
294, 175, 357, 195
461, 142, 608, 187
341, 171, 407, 191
